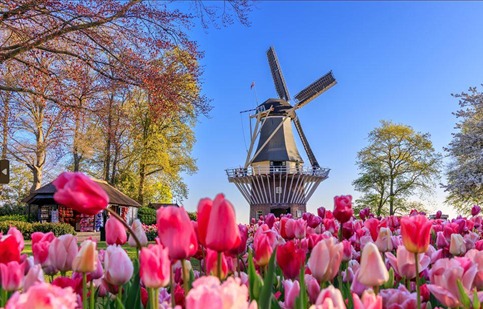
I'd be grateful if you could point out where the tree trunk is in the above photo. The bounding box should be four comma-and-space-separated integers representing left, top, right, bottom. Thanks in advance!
72, 103, 82, 172
104, 96, 113, 181
1, 94, 9, 160
138, 162, 145, 205
28, 165, 42, 193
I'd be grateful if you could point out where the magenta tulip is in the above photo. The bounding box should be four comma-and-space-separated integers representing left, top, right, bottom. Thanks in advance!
196, 198, 212, 247
53, 171, 109, 215
205, 194, 241, 252
105, 216, 127, 245
0, 261, 25, 291
333, 195, 353, 224
276, 240, 306, 280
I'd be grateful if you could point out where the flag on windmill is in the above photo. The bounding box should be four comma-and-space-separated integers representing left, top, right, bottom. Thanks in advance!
250, 81, 255, 90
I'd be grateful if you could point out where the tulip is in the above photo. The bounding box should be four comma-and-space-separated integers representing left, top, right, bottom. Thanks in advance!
375, 227, 393, 252
305, 275, 321, 304
449, 233, 466, 256
105, 216, 127, 245
253, 226, 277, 267
436, 231, 449, 248
279, 280, 300, 309
49, 234, 78, 273
196, 198, 212, 247
317, 207, 326, 219
293, 218, 307, 239
472, 205, 481, 216
264, 213, 276, 229
128, 219, 148, 247
400, 215, 432, 254
5, 282, 78, 309
0, 234, 21, 264
7, 227, 24, 251
140, 242, 171, 288
276, 240, 306, 280
281, 217, 295, 240
104, 245, 133, 287
31, 232, 55, 266
157, 206, 198, 260
205, 194, 241, 252
0, 261, 25, 291
314, 285, 346, 308
23, 264, 44, 292
378, 285, 419, 309
52, 276, 83, 295
386, 246, 430, 279
306, 213, 322, 229
353, 289, 383, 309
206, 249, 228, 279
308, 237, 343, 283
333, 195, 353, 224
72, 240, 97, 273
53, 171, 109, 215
357, 242, 388, 287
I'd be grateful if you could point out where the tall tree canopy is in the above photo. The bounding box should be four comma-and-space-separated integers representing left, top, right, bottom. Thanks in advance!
444, 86, 483, 213
353, 121, 442, 216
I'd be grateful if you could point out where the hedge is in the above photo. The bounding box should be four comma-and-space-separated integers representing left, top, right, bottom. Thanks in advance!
0, 214, 28, 222
0, 221, 76, 238
0, 205, 27, 216
138, 207, 156, 225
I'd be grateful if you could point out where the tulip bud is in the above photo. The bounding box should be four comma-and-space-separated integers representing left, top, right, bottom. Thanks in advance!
357, 243, 388, 287
375, 227, 393, 252
49, 234, 78, 272
73, 240, 97, 273
449, 233, 466, 256
104, 245, 133, 286
333, 195, 353, 224
106, 217, 127, 245
0, 261, 25, 291
128, 219, 148, 247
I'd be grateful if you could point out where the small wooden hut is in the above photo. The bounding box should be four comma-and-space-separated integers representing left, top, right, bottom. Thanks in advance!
22, 179, 141, 232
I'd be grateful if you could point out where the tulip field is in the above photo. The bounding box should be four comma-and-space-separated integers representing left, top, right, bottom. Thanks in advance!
1, 172, 483, 309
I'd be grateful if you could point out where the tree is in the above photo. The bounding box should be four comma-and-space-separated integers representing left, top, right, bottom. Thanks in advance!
353, 121, 442, 216
444, 86, 483, 213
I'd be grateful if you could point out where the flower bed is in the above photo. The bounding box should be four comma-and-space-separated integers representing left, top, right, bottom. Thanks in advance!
1, 172, 483, 309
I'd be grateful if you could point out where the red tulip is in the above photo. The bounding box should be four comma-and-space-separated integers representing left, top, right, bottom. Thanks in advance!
157, 206, 198, 261
53, 172, 109, 215
280, 217, 295, 240
205, 194, 241, 252
333, 195, 353, 223
140, 242, 170, 288
7, 227, 24, 252
400, 215, 432, 253
0, 234, 21, 264
276, 240, 306, 280
105, 217, 127, 245
196, 198, 212, 247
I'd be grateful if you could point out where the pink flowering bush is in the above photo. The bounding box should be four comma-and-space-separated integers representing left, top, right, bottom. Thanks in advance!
2, 172, 483, 308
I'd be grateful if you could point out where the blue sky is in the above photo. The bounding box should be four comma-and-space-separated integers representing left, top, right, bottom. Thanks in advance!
179, 2, 483, 222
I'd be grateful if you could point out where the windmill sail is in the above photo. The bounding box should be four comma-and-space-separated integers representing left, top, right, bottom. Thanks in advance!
293, 116, 319, 168
294, 71, 336, 109
267, 47, 291, 102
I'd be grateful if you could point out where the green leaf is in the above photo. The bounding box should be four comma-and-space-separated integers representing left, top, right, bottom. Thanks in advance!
124, 258, 142, 309
456, 279, 471, 308
383, 268, 395, 289
248, 250, 258, 301
259, 248, 277, 309
473, 289, 481, 309
294, 265, 308, 309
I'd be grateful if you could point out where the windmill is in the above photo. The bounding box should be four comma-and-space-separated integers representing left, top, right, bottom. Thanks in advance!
226, 46, 336, 220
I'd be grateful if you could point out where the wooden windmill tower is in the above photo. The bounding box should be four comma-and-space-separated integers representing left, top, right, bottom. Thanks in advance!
226, 47, 336, 220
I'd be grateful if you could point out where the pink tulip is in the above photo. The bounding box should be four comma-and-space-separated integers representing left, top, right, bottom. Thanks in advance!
72, 240, 97, 273
48, 234, 78, 272
386, 246, 430, 279
7, 227, 24, 251
353, 289, 382, 309
53, 171, 109, 215
308, 237, 343, 283
104, 245, 133, 286
206, 249, 228, 279
23, 264, 44, 291
449, 233, 466, 256
32, 232, 55, 265
357, 242, 388, 287
276, 240, 306, 280
0, 234, 21, 264
436, 231, 449, 248
279, 280, 300, 309
281, 217, 295, 240
140, 242, 170, 288
157, 206, 198, 261
228, 224, 249, 256
128, 219, 148, 247
379, 285, 419, 309
400, 215, 432, 253
375, 227, 393, 252
0, 261, 25, 291
314, 285, 346, 308
472, 205, 481, 216
196, 198, 212, 246
333, 195, 353, 224
5, 282, 78, 309
105, 216, 127, 245
205, 194, 241, 252
253, 225, 277, 267
186, 276, 251, 309
305, 274, 321, 304
293, 218, 307, 239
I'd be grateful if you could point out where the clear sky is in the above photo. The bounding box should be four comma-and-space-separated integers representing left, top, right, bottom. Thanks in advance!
178, 1, 483, 222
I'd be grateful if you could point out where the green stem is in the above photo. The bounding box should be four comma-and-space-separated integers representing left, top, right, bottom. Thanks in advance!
82, 272, 88, 309
217, 252, 222, 280
61, 271, 66, 277
89, 280, 95, 309
181, 259, 189, 296
117, 287, 123, 309
1, 288, 7, 307
106, 208, 142, 250
414, 252, 421, 309
338, 225, 343, 241
170, 264, 175, 308
148, 288, 155, 309
154, 288, 159, 309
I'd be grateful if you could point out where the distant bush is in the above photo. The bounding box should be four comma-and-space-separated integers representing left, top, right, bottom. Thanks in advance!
138, 207, 156, 225
0, 221, 75, 238
142, 224, 157, 241
187, 211, 197, 221
0, 205, 27, 216
0, 214, 28, 222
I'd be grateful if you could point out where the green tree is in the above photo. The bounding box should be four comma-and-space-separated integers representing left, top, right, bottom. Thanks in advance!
444, 87, 483, 214
353, 121, 442, 216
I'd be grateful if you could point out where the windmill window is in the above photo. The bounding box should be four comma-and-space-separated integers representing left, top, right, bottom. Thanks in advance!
275, 187, 282, 194
256, 210, 263, 219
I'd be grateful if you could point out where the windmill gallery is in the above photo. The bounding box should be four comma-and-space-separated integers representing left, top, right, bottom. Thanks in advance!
226, 47, 337, 221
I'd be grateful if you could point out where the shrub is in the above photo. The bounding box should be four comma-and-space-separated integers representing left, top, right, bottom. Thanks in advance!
138, 207, 156, 225
0, 214, 28, 222
142, 224, 158, 241
0, 221, 75, 238
187, 211, 197, 221
0, 205, 27, 216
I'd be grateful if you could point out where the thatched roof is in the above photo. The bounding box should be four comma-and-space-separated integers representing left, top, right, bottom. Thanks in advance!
22, 179, 141, 208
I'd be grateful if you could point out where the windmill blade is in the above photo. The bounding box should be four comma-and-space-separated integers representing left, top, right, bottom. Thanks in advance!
267, 47, 291, 102
294, 71, 336, 109
293, 116, 320, 169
